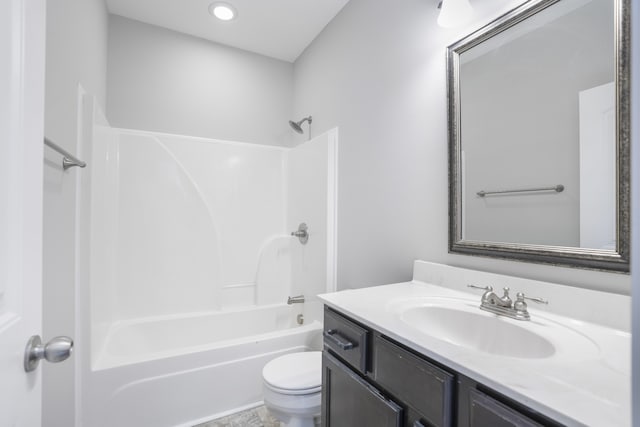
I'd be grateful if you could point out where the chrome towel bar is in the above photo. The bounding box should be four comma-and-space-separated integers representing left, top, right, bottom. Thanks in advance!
476, 184, 564, 197
44, 137, 86, 170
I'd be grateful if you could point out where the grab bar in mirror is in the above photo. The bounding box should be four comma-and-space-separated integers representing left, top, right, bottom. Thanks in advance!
476, 184, 564, 197
44, 137, 86, 170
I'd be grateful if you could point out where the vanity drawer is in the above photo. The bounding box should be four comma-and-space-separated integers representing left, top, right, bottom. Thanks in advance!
372, 334, 454, 427
323, 306, 369, 374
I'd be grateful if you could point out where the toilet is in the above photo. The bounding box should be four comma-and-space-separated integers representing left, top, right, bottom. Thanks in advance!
262, 351, 322, 427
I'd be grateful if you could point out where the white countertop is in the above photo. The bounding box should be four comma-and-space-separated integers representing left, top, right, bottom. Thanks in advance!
318, 280, 631, 427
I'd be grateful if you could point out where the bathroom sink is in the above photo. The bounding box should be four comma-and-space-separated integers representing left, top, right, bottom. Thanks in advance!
393, 298, 599, 360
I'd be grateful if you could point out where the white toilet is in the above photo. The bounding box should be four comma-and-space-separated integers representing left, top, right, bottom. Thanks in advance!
262, 351, 322, 427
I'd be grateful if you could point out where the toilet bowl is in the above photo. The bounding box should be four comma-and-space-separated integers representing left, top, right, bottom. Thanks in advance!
262, 351, 322, 427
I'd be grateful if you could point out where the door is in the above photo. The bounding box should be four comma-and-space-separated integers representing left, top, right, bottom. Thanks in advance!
0, 0, 46, 425
579, 82, 616, 249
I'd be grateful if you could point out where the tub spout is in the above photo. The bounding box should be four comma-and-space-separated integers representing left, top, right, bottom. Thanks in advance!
287, 295, 305, 304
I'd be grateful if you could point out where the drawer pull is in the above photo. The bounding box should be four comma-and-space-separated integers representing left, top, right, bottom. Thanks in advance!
323, 329, 356, 350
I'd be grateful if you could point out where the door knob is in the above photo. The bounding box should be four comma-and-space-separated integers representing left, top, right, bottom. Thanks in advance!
24, 335, 74, 372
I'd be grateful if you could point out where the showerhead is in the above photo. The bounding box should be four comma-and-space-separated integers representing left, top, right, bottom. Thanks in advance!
289, 116, 312, 135
289, 120, 304, 134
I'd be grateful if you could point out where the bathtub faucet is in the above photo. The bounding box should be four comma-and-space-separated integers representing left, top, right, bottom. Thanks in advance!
287, 295, 305, 305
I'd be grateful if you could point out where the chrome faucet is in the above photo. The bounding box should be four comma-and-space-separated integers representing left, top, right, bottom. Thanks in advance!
467, 285, 547, 321
481, 286, 512, 307
287, 295, 305, 305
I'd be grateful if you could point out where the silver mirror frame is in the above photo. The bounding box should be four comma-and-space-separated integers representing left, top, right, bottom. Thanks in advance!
447, 0, 630, 273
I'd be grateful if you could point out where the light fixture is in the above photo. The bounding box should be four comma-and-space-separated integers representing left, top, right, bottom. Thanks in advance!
437, 0, 473, 28
209, 2, 237, 21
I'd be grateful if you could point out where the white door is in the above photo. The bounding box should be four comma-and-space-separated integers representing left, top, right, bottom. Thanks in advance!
0, 0, 46, 425
578, 82, 616, 249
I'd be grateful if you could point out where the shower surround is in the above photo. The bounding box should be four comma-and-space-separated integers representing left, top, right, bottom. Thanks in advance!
76, 95, 337, 426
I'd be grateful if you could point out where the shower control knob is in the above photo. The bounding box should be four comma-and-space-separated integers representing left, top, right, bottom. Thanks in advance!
24, 335, 74, 372
291, 223, 309, 244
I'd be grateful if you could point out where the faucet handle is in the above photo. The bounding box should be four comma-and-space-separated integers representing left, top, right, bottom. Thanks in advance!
514, 292, 547, 317
467, 284, 493, 292
501, 287, 513, 304
516, 292, 548, 305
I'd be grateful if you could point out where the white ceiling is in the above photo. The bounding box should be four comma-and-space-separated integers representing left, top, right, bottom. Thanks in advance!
105, 0, 350, 63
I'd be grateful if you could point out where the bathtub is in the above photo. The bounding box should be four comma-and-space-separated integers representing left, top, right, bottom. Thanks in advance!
82, 303, 323, 427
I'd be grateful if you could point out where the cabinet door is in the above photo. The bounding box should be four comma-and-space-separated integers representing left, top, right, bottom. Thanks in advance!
372, 334, 454, 427
322, 352, 402, 427
469, 389, 543, 427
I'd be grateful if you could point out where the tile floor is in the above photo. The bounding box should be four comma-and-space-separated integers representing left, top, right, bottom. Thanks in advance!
194, 405, 279, 427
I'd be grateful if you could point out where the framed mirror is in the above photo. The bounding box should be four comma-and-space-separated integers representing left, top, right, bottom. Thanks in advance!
447, 0, 630, 272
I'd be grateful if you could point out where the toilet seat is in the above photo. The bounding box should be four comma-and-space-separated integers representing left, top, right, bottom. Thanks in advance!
263, 351, 322, 396
264, 382, 322, 396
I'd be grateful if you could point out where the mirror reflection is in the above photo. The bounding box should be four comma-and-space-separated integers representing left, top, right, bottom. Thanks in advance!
459, 0, 614, 248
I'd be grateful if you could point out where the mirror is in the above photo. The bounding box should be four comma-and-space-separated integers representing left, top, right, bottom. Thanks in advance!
447, 0, 629, 272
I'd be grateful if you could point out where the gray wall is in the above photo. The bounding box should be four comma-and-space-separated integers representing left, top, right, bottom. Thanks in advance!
292, 0, 630, 295
44, 0, 109, 425
107, 15, 294, 147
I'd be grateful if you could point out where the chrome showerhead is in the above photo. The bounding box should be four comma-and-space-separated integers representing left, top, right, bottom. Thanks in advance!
289, 116, 312, 135
289, 120, 303, 134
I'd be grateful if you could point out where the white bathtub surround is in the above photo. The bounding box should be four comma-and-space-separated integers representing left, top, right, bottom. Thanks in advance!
77, 96, 338, 426
91, 128, 288, 322
286, 130, 339, 321
88, 124, 337, 326
86, 106, 338, 345
319, 261, 631, 427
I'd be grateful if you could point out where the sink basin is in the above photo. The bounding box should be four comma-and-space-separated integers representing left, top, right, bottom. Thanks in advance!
394, 298, 599, 360
401, 304, 554, 358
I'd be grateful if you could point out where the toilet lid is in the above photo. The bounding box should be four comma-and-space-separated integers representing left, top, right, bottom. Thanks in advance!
263, 351, 322, 394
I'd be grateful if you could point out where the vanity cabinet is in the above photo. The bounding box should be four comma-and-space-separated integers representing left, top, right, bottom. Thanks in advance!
321, 306, 563, 427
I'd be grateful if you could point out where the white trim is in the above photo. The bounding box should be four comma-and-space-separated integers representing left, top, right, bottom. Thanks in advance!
326, 127, 339, 293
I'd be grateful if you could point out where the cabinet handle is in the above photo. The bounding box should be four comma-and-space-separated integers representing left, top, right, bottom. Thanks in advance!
323, 329, 356, 350
413, 421, 427, 427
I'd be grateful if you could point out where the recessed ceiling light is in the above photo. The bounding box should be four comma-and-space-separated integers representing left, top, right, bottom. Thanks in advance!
209, 2, 237, 21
